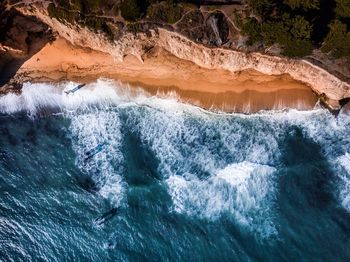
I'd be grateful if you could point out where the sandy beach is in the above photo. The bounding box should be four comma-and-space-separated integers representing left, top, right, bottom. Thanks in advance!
17, 37, 318, 113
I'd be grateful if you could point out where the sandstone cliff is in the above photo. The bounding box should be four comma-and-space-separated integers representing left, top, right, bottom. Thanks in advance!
2, 2, 350, 110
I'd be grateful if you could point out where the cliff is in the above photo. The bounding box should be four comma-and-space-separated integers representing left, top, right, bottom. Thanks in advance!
1, 1, 350, 110
0, 2, 54, 91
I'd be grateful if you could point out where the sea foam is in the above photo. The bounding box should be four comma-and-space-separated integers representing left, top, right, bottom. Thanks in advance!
166, 162, 277, 238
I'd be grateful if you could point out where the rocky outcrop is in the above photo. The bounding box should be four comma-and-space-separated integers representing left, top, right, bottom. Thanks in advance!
0, 4, 54, 87
4, 3, 350, 110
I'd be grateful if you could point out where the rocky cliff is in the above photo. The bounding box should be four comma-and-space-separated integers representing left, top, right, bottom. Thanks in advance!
2, 2, 350, 110
0, 3, 54, 91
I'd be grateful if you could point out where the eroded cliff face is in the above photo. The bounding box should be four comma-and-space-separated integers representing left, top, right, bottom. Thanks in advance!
0, 4, 54, 90
157, 31, 350, 108
6, 4, 350, 109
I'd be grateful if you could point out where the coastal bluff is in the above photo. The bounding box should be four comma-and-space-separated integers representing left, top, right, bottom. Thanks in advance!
1, 2, 350, 111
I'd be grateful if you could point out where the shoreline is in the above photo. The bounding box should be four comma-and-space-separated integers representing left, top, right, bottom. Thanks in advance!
11, 37, 318, 113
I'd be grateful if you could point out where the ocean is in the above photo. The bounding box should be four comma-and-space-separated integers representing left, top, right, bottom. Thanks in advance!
0, 80, 350, 261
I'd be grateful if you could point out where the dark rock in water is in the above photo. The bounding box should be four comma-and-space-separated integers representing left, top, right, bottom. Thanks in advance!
78, 177, 98, 193
94, 208, 118, 226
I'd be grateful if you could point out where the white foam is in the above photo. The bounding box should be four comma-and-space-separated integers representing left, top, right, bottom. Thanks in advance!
337, 153, 350, 211
166, 162, 277, 238
0, 79, 150, 116
0, 83, 61, 116
217, 163, 256, 186
69, 109, 126, 207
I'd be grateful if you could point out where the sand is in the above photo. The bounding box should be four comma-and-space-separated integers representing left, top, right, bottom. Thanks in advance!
17, 37, 318, 113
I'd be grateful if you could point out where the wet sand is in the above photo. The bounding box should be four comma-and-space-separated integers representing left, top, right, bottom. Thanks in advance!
16, 37, 318, 113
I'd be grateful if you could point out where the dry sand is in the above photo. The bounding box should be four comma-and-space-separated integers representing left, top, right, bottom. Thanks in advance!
18, 37, 318, 113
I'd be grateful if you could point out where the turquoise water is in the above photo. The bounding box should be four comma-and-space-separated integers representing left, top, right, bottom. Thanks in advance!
1, 80, 350, 261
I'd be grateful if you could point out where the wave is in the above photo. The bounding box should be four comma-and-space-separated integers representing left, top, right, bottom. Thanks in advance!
69, 109, 126, 207
166, 162, 277, 238
1, 79, 350, 238
0, 79, 150, 116
337, 154, 350, 211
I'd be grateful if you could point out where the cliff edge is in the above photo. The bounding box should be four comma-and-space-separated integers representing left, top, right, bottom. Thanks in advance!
1, 1, 350, 111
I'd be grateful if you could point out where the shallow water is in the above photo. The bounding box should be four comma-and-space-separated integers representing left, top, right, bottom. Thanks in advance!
1, 80, 350, 261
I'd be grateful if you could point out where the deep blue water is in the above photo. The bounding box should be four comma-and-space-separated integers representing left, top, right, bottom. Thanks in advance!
1, 81, 350, 261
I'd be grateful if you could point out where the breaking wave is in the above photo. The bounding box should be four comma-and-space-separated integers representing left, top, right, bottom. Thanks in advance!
166, 162, 277, 238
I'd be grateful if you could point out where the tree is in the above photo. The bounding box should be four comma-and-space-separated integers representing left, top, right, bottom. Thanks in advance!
335, 0, 350, 18
284, 0, 319, 10
259, 14, 313, 57
120, 0, 141, 21
240, 18, 262, 45
247, 0, 274, 17
290, 16, 312, 40
322, 20, 350, 59
282, 39, 313, 57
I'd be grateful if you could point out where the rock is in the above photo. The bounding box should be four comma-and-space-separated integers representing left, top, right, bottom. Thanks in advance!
0, 4, 54, 87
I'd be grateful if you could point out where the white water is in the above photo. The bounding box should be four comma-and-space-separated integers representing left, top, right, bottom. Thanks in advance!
166, 162, 277, 238
1, 80, 350, 238
69, 110, 126, 207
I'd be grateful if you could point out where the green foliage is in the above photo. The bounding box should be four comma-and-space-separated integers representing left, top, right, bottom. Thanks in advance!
282, 39, 313, 57
335, 0, 350, 18
83, 16, 102, 31
121, 0, 141, 21
240, 12, 313, 57
290, 16, 312, 40
48, 2, 115, 41
242, 0, 333, 57
147, 2, 183, 24
247, 0, 274, 17
47, 3, 76, 23
322, 20, 350, 58
240, 18, 262, 45
260, 20, 289, 46
284, 0, 319, 10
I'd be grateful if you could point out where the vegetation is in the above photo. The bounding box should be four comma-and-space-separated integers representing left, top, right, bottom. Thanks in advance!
120, 0, 141, 21
336, 0, 350, 17
322, 20, 350, 59
147, 1, 183, 24
48, 2, 115, 40
284, 0, 319, 10
47, 0, 350, 59
48, 3, 76, 24
239, 0, 350, 58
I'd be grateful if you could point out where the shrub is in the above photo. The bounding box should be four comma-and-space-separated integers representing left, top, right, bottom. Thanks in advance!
121, 0, 141, 21
48, 3, 77, 24
247, 0, 274, 17
282, 39, 313, 57
147, 2, 183, 24
322, 20, 350, 59
241, 17, 262, 45
336, 0, 350, 18
284, 0, 319, 10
